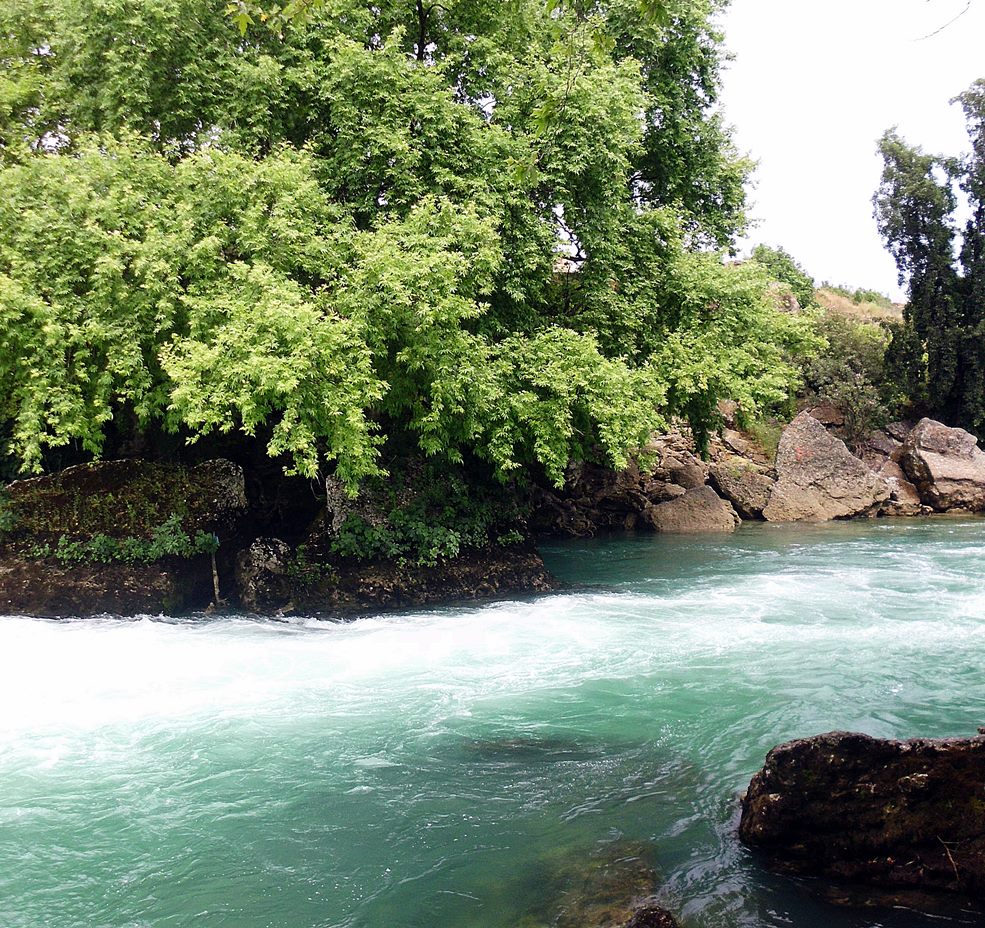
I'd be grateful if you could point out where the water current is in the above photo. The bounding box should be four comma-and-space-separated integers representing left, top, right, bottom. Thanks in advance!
2, 519, 985, 928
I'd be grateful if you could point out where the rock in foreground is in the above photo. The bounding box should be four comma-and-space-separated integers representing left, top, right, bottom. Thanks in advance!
739, 730, 985, 898
900, 418, 985, 512
763, 412, 890, 522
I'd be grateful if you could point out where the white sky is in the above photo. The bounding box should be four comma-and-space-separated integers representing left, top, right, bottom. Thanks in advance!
718, 0, 985, 299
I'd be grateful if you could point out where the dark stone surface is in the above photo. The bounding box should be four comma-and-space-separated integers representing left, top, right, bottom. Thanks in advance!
0, 556, 214, 617
622, 903, 680, 928
739, 730, 985, 898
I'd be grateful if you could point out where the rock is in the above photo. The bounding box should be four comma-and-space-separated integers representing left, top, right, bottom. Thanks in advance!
709, 457, 776, 520
885, 420, 915, 443
0, 557, 213, 617
899, 418, 985, 512
805, 403, 844, 428
534, 839, 664, 928
739, 730, 985, 899
856, 429, 903, 472
0, 458, 247, 617
762, 412, 890, 522
717, 428, 772, 466
530, 432, 707, 537
234, 538, 293, 612
876, 459, 923, 517
647, 434, 709, 490
622, 904, 680, 928
645, 486, 740, 534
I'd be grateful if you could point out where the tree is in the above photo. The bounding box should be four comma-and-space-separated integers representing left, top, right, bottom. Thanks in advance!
0, 0, 816, 486
750, 244, 818, 309
874, 79, 985, 434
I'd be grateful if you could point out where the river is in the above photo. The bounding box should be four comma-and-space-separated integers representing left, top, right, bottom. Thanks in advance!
2, 519, 985, 927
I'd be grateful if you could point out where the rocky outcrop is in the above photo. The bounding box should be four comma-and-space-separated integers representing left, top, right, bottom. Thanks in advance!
233, 541, 556, 615
739, 730, 985, 898
529, 434, 709, 536
646, 485, 740, 534
0, 459, 247, 616
763, 412, 890, 522
0, 556, 214, 617
900, 418, 985, 512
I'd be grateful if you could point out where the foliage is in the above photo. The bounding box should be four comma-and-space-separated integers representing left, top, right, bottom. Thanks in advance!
800, 313, 893, 446
329, 466, 526, 567
751, 244, 818, 310
0, 490, 14, 536
744, 417, 783, 460
26, 515, 219, 565
0, 0, 817, 497
874, 80, 985, 434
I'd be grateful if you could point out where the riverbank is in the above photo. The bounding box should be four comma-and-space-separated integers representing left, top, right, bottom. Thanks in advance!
4, 410, 985, 618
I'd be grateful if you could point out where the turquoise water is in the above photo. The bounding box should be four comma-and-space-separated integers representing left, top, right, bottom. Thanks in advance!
3, 519, 985, 928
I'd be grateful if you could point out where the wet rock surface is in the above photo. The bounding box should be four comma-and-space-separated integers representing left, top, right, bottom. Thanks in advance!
234, 537, 294, 613
900, 418, 985, 512
0, 556, 213, 617
739, 730, 985, 899
763, 412, 890, 522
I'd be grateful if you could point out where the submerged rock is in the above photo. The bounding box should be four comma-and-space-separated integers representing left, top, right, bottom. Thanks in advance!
645, 485, 740, 534
739, 730, 985, 899
763, 412, 890, 522
899, 418, 985, 512
523, 838, 679, 928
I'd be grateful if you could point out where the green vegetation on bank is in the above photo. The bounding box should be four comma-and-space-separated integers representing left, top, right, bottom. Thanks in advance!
26, 516, 219, 566
0, 0, 818, 497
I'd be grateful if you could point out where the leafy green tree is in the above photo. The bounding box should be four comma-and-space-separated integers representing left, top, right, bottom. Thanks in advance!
750, 244, 818, 309
0, 0, 817, 489
875, 80, 985, 433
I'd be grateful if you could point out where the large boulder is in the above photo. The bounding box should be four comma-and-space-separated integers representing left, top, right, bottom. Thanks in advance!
709, 457, 775, 520
739, 731, 985, 899
763, 412, 890, 522
899, 418, 985, 512
645, 486, 740, 534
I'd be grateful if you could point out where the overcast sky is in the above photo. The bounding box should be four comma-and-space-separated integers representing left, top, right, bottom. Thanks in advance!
718, 0, 985, 299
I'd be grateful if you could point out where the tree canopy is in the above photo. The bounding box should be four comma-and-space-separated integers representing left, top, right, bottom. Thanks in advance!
875, 80, 985, 435
0, 0, 815, 486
